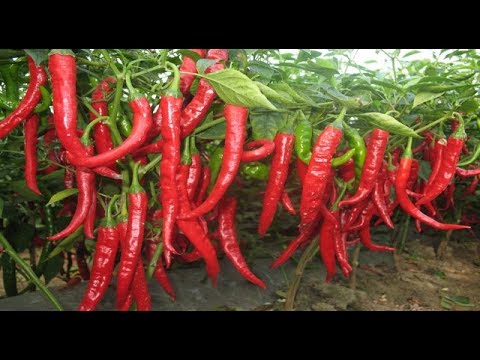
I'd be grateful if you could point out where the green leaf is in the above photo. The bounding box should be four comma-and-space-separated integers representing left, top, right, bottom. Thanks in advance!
403, 50, 421, 57
418, 160, 431, 181
42, 254, 64, 284
412, 92, 445, 108
196, 59, 217, 74
24, 49, 49, 65
271, 83, 314, 105
5, 222, 35, 253
197, 121, 226, 140
203, 69, 277, 110
458, 98, 479, 113
444, 295, 475, 307
248, 60, 275, 82
177, 49, 203, 62
250, 112, 286, 140
356, 113, 421, 138
254, 82, 296, 105
0, 197, 3, 219
46, 188, 78, 206
9, 180, 42, 201
47, 225, 83, 260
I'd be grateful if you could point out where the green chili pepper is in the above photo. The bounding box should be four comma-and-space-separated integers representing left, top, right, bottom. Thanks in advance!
34, 86, 51, 113
458, 143, 480, 167
0, 64, 19, 103
294, 112, 313, 164
241, 162, 270, 181
0, 93, 15, 111
343, 122, 366, 186
331, 148, 356, 168
208, 147, 224, 191
118, 114, 133, 137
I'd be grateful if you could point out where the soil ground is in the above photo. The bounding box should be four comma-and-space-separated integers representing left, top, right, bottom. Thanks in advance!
0, 227, 479, 311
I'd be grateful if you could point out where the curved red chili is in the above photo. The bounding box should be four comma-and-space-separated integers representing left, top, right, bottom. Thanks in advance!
339, 128, 389, 208
23, 114, 41, 195
358, 226, 395, 252
218, 196, 266, 288
280, 191, 296, 215
258, 133, 295, 236
145, 240, 176, 301
0, 56, 47, 139
186, 153, 202, 201
194, 166, 211, 206
181, 104, 248, 219
372, 166, 394, 229
90, 77, 116, 155
319, 216, 336, 283
241, 139, 276, 162
179, 49, 207, 96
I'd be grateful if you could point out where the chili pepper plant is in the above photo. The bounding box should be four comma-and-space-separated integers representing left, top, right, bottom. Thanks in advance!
0, 49, 479, 311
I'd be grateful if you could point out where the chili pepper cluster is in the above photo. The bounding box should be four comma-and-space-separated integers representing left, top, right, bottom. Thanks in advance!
1, 49, 478, 311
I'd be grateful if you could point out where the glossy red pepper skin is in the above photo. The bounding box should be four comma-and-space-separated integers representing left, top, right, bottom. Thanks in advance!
396, 155, 469, 231
280, 191, 296, 215
241, 139, 276, 162
23, 114, 41, 195
0, 56, 47, 139
179, 49, 207, 96
90, 77, 116, 155
176, 164, 220, 285
372, 167, 394, 229
455, 167, 480, 177
182, 104, 248, 219
319, 217, 336, 283
49, 52, 87, 157
337, 158, 355, 182
187, 153, 202, 201
179, 49, 228, 138
115, 190, 148, 308
133, 140, 163, 158
83, 187, 97, 239
258, 133, 295, 236
358, 226, 395, 252
67, 97, 153, 168
130, 263, 151, 311
424, 138, 446, 192
78, 225, 119, 311
159, 95, 183, 262
339, 129, 389, 208
218, 196, 266, 288
195, 166, 211, 206
48, 160, 95, 241
296, 158, 308, 184
300, 124, 343, 228
416, 137, 464, 206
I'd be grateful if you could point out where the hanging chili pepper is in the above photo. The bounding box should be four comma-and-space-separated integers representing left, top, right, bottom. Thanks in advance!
455, 167, 480, 177
296, 158, 308, 184
241, 139, 275, 162
424, 138, 447, 192
218, 196, 266, 288
319, 216, 336, 283
343, 122, 367, 186
358, 226, 395, 252
133, 140, 163, 158
175, 152, 220, 285
115, 162, 148, 308
78, 196, 120, 311
23, 114, 41, 195
181, 104, 248, 219
396, 137, 469, 231
294, 113, 312, 164
195, 166, 211, 206
90, 77, 116, 155
159, 62, 183, 262
129, 262, 151, 311
258, 132, 295, 236
186, 142, 202, 201
416, 115, 466, 206
83, 187, 97, 239
372, 165, 394, 229
463, 175, 479, 197
280, 191, 296, 215
300, 109, 345, 228
0, 56, 47, 139
339, 128, 389, 208
179, 49, 207, 96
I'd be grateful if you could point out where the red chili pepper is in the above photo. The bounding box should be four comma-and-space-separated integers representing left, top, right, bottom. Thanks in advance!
176, 163, 220, 285
179, 49, 207, 96
406, 159, 419, 190
49, 51, 88, 157
0, 56, 47, 139
115, 162, 148, 308
194, 166, 211, 206
179, 49, 228, 138
181, 104, 248, 219
424, 138, 447, 192
396, 138, 469, 231
159, 64, 183, 262
145, 240, 176, 301
463, 175, 479, 197
186, 153, 202, 201
337, 157, 355, 182
296, 158, 308, 184
319, 217, 336, 283
23, 114, 41, 195
280, 190, 296, 215
48, 152, 95, 241
271, 221, 319, 268
358, 226, 395, 252
336, 210, 352, 277
416, 124, 465, 206
67, 96, 153, 168
455, 167, 480, 177
241, 139, 276, 162
78, 196, 120, 311
346, 200, 375, 231
133, 140, 163, 158
372, 166, 394, 229
83, 187, 97, 239
130, 262, 151, 311
218, 196, 266, 288
300, 119, 343, 228
90, 77, 116, 155
258, 132, 294, 236
339, 128, 389, 208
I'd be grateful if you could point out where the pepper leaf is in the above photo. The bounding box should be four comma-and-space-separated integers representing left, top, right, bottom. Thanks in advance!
177, 49, 203, 62
250, 112, 286, 140
196, 59, 217, 75
254, 82, 296, 105
42, 254, 64, 285
46, 189, 79, 206
197, 121, 226, 140
203, 69, 277, 110
356, 112, 422, 138
412, 92, 445, 108
24, 49, 49, 66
